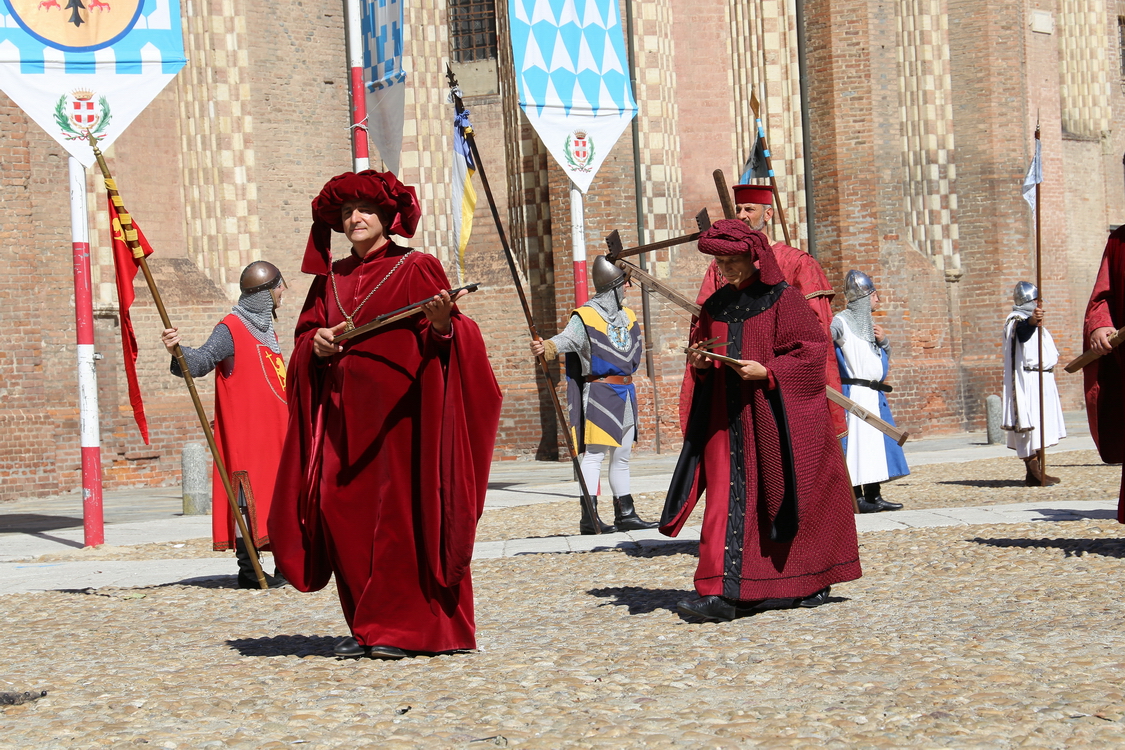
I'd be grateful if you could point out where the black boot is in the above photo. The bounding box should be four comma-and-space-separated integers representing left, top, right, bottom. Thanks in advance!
578, 497, 616, 535
613, 494, 658, 531
234, 538, 288, 589
854, 488, 881, 514
863, 483, 902, 512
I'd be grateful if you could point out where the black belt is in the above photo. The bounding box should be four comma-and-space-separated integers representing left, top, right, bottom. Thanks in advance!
1022, 365, 1054, 373
841, 378, 892, 393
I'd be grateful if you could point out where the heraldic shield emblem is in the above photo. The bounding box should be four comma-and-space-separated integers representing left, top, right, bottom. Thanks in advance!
54, 88, 110, 140
6, 0, 144, 51
564, 130, 595, 173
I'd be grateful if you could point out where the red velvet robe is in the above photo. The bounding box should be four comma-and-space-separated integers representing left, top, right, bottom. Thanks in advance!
696, 242, 846, 436
268, 243, 502, 652
1082, 225, 1125, 522
664, 274, 861, 600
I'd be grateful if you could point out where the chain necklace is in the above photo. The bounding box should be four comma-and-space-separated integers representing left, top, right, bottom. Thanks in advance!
329, 249, 416, 331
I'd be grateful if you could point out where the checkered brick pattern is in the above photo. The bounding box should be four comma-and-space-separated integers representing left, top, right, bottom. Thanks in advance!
897, 0, 961, 279
1058, 0, 1112, 137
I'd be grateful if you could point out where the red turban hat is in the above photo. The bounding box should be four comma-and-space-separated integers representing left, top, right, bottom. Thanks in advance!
302, 170, 422, 275
697, 219, 784, 286
732, 183, 774, 206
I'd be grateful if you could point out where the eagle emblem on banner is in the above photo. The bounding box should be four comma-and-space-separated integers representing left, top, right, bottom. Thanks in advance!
7, 0, 143, 50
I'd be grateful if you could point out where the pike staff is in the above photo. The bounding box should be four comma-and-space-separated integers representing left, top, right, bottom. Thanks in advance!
445, 68, 605, 532
87, 133, 270, 588
1034, 120, 1047, 485
749, 89, 792, 246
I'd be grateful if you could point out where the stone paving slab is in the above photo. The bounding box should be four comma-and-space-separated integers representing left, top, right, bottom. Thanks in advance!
0, 559, 234, 593
0, 516, 212, 563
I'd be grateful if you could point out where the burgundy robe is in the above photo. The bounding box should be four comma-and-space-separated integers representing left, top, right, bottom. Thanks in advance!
268, 243, 502, 652
1082, 225, 1125, 521
663, 274, 861, 600
696, 242, 846, 437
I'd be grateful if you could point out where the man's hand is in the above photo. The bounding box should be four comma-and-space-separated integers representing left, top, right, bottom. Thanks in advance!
730, 359, 768, 381
1030, 308, 1045, 327
313, 322, 348, 358
687, 341, 713, 369
1090, 326, 1116, 355
530, 338, 545, 357
421, 289, 467, 335
873, 324, 886, 344
160, 327, 180, 355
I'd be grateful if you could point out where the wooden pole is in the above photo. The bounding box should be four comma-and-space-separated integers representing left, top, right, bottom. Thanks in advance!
749, 90, 792, 246
1034, 122, 1046, 486
446, 69, 605, 532
87, 135, 269, 588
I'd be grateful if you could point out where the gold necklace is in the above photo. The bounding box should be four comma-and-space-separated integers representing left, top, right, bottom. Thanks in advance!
329, 249, 416, 331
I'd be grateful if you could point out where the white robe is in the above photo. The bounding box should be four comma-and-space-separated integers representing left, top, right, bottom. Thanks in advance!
1002, 313, 1065, 458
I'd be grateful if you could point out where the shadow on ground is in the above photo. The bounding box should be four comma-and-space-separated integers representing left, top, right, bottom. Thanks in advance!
621, 540, 699, 558
0, 514, 84, 533
226, 634, 338, 658
971, 536, 1125, 558
937, 479, 1026, 488
588, 586, 689, 615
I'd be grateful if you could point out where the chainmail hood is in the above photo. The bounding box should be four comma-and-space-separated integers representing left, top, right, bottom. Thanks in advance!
231, 289, 280, 353
587, 287, 629, 327
1008, 299, 1037, 321
837, 294, 876, 344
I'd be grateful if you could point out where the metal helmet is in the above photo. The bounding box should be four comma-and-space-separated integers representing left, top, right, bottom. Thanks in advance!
592, 255, 626, 295
1013, 281, 1038, 306
843, 270, 876, 302
240, 261, 284, 295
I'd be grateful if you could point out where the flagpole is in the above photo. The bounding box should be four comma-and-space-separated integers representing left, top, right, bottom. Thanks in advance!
69, 156, 104, 547
87, 136, 270, 588
344, 0, 370, 171
447, 68, 605, 532
749, 90, 791, 246
1034, 120, 1046, 485
570, 182, 589, 306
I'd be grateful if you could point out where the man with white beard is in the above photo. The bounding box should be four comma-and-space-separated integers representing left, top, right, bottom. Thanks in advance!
1002, 281, 1064, 485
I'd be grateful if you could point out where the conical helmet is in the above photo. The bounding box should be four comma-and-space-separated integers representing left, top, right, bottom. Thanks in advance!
843, 270, 876, 302
1012, 281, 1038, 306
592, 255, 626, 295
240, 261, 284, 294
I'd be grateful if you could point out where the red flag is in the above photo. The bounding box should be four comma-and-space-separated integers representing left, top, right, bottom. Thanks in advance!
107, 197, 155, 444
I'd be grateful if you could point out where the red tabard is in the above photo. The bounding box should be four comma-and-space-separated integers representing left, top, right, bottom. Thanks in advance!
695, 242, 846, 437
1082, 225, 1125, 521
268, 244, 502, 653
211, 314, 288, 551
663, 280, 861, 600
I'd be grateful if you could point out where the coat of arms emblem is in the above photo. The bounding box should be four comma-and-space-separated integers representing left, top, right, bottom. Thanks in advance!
564, 130, 595, 173
54, 89, 112, 140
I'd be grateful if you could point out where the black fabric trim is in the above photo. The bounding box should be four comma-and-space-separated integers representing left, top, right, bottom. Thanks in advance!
661, 372, 713, 527
705, 279, 789, 324
765, 384, 799, 543
722, 324, 749, 599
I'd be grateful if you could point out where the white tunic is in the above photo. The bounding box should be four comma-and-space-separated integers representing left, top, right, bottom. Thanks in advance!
1002, 314, 1065, 458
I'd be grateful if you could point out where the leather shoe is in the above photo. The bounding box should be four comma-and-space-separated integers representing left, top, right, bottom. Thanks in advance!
796, 586, 831, 608
870, 496, 903, 512
333, 636, 366, 658
367, 645, 408, 660
613, 495, 659, 531
676, 595, 759, 622
579, 498, 616, 535
855, 496, 882, 514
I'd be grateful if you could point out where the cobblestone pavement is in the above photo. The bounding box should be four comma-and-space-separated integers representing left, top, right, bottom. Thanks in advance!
3, 431, 1125, 747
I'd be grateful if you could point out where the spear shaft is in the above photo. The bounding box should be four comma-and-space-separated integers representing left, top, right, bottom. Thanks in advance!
1034, 121, 1046, 485
445, 69, 604, 532
87, 135, 269, 588
749, 90, 792, 246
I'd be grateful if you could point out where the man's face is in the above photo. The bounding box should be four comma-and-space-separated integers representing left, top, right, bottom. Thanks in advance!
735, 203, 772, 232
342, 200, 388, 249
270, 279, 288, 310
869, 290, 880, 312
714, 253, 758, 288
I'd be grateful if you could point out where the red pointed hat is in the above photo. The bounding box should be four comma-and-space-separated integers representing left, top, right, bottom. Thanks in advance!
732, 183, 774, 206
302, 170, 422, 275
697, 219, 784, 285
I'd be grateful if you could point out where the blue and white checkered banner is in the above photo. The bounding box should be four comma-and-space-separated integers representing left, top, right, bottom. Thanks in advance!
508, 0, 637, 193
362, 0, 405, 174
0, 0, 187, 167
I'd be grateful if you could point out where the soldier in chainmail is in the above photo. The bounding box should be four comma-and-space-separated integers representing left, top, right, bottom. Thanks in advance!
831, 270, 910, 513
531, 255, 658, 534
160, 261, 290, 588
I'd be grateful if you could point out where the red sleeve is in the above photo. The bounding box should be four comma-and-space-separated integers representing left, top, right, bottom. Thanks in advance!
1085, 250, 1115, 336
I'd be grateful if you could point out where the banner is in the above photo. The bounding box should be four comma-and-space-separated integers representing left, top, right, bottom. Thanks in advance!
362, 0, 405, 174
508, 0, 637, 193
451, 108, 477, 286
0, 0, 187, 167
1022, 137, 1042, 211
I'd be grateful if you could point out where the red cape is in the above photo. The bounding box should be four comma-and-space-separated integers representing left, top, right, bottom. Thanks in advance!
695, 242, 846, 436
664, 276, 860, 600
1082, 225, 1125, 521
268, 244, 502, 652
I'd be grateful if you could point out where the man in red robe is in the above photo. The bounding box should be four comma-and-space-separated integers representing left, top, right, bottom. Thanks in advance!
665, 220, 861, 622
1083, 225, 1125, 521
268, 171, 502, 659
696, 184, 846, 436
161, 261, 288, 588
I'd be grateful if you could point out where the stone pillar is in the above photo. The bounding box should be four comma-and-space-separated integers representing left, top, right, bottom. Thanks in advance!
181, 443, 211, 516
986, 394, 1002, 444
